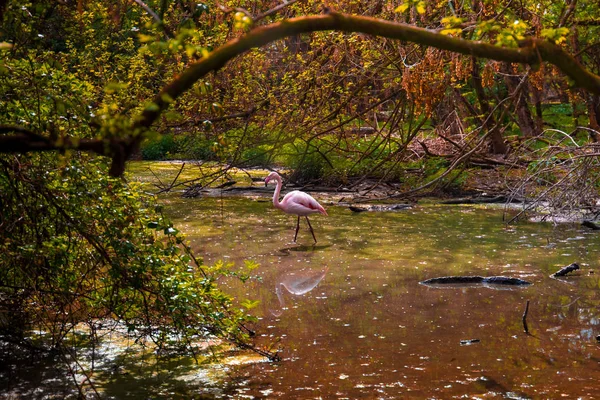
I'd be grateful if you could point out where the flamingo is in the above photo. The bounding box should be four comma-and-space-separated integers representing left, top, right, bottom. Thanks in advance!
264, 171, 328, 243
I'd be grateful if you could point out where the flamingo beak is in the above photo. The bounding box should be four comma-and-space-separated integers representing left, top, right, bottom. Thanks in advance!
264, 178, 269, 187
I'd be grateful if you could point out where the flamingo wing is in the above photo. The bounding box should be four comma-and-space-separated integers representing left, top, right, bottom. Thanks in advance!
280, 191, 327, 216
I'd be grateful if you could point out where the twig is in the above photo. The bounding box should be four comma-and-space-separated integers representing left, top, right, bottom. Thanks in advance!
131, 0, 174, 38
522, 300, 530, 334
156, 162, 186, 193
255, 0, 302, 23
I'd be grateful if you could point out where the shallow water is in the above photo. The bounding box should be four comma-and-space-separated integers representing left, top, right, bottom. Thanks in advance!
3, 161, 599, 399
163, 192, 600, 399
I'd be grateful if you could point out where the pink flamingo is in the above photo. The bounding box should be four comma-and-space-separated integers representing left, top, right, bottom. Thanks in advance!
265, 171, 328, 243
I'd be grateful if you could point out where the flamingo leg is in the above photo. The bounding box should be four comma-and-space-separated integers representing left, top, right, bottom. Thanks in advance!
293, 216, 301, 242
305, 216, 317, 243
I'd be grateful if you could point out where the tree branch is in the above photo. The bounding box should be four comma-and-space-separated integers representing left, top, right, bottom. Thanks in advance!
5, 11, 600, 176
136, 12, 600, 134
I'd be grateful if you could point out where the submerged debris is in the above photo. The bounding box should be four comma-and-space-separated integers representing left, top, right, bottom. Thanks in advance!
182, 184, 203, 198
349, 204, 411, 212
441, 196, 523, 205
420, 276, 532, 286
460, 339, 480, 345
522, 300, 530, 335
551, 263, 579, 278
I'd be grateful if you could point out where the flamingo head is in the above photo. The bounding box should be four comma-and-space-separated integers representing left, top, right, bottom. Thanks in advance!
264, 171, 281, 186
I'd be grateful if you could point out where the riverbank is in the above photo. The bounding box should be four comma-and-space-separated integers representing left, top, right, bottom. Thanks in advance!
126, 160, 599, 225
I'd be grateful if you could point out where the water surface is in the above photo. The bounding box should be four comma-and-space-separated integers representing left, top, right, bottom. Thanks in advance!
164, 192, 600, 399
3, 161, 598, 399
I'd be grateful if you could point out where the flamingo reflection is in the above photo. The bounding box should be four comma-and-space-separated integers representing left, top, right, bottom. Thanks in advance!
271, 267, 328, 317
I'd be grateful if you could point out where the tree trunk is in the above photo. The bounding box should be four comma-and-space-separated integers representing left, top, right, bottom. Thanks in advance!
587, 94, 600, 142
501, 63, 538, 137
471, 58, 508, 154
530, 84, 544, 133
571, 26, 600, 142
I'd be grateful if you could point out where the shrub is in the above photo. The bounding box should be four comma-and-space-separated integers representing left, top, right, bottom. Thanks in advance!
140, 134, 178, 160
240, 146, 271, 167
176, 134, 217, 160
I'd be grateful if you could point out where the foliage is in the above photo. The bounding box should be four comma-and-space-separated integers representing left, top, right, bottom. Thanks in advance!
141, 133, 178, 160
0, 154, 256, 354
0, 1, 270, 387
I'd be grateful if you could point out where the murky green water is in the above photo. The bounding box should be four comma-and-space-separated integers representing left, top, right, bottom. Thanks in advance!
160, 188, 600, 399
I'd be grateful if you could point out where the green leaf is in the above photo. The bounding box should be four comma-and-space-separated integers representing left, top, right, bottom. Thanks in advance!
395, 3, 409, 13
541, 27, 569, 44
240, 299, 260, 309
161, 93, 174, 104
138, 33, 156, 43
104, 82, 128, 94
146, 102, 160, 112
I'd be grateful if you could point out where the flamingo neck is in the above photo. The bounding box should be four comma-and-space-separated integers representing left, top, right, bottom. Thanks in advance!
272, 176, 283, 210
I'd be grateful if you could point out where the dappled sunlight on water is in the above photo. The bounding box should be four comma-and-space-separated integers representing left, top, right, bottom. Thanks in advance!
158, 194, 600, 399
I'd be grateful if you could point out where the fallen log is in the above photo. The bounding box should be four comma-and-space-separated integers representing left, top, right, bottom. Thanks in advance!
551, 263, 579, 277
582, 220, 600, 230
420, 276, 532, 286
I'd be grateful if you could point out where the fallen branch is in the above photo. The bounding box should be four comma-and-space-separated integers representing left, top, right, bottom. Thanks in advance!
420, 276, 531, 285
551, 263, 580, 277
349, 204, 411, 212
441, 196, 524, 205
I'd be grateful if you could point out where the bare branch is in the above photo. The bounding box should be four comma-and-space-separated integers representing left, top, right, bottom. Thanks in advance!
255, 0, 302, 23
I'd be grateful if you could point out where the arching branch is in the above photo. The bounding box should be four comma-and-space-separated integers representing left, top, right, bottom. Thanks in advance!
136, 12, 600, 132
4, 11, 600, 176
